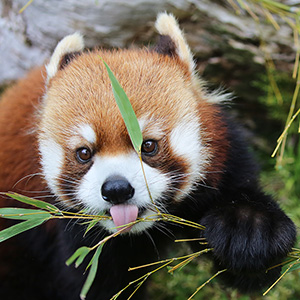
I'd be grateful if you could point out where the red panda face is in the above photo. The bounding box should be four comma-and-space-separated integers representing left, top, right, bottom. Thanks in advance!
38, 15, 228, 234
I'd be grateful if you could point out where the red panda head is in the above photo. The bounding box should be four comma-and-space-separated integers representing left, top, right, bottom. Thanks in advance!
38, 13, 229, 234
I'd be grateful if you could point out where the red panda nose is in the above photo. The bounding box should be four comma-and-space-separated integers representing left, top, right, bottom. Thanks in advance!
101, 176, 135, 205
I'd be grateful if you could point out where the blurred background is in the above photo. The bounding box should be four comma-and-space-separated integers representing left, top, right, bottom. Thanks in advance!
1, 0, 299, 299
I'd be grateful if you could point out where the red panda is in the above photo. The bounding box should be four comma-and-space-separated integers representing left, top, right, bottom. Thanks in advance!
0, 13, 296, 300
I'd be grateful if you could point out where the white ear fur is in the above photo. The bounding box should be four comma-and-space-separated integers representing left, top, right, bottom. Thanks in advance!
155, 13, 195, 74
46, 32, 84, 82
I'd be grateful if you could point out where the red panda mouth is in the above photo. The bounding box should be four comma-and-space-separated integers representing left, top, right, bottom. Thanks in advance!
109, 204, 139, 233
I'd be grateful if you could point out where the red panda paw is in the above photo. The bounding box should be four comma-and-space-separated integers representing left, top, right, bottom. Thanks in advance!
199, 190, 296, 292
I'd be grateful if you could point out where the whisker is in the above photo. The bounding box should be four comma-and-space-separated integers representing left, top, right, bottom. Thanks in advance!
12, 172, 44, 189
143, 230, 161, 260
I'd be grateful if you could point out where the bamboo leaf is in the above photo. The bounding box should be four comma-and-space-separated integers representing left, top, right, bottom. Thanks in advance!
284, 261, 300, 273
66, 246, 91, 268
101, 59, 143, 153
80, 244, 103, 300
3, 192, 61, 213
83, 219, 99, 237
0, 217, 50, 243
0, 208, 51, 220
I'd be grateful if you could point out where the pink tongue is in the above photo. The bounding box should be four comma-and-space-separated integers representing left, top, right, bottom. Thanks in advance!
110, 204, 139, 233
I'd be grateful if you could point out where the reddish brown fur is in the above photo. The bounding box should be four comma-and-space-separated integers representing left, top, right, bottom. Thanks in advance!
0, 67, 53, 278
196, 102, 229, 187
0, 67, 47, 200
41, 49, 196, 155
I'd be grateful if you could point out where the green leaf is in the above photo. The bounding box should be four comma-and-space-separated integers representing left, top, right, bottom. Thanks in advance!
282, 258, 300, 273
66, 246, 91, 268
0, 208, 51, 220
285, 262, 300, 273
101, 59, 143, 153
3, 192, 60, 213
0, 217, 50, 243
83, 219, 99, 237
80, 244, 103, 300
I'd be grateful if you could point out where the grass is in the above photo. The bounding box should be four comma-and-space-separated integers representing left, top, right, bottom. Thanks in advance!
225, 0, 300, 166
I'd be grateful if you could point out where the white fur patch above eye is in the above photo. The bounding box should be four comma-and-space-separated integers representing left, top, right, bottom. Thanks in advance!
77, 124, 97, 145
138, 118, 147, 132
46, 32, 84, 83
138, 117, 165, 140
39, 138, 64, 195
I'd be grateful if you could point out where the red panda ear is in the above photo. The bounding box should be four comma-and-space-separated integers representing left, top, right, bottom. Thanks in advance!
45, 33, 84, 83
155, 13, 195, 75
59, 51, 82, 71
154, 34, 177, 57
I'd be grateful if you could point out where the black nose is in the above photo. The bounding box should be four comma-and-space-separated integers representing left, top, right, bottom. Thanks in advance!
101, 176, 135, 205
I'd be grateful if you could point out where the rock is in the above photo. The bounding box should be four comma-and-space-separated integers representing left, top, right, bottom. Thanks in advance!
0, 0, 295, 85
0, 0, 189, 83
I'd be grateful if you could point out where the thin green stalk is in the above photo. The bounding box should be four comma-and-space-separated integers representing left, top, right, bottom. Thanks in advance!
19, 0, 33, 13
263, 258, 300, 296
187, 269, 227, 300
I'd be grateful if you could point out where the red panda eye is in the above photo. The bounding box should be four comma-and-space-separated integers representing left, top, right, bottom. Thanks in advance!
76, 147, 92, 163
141, 140, 158, 156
